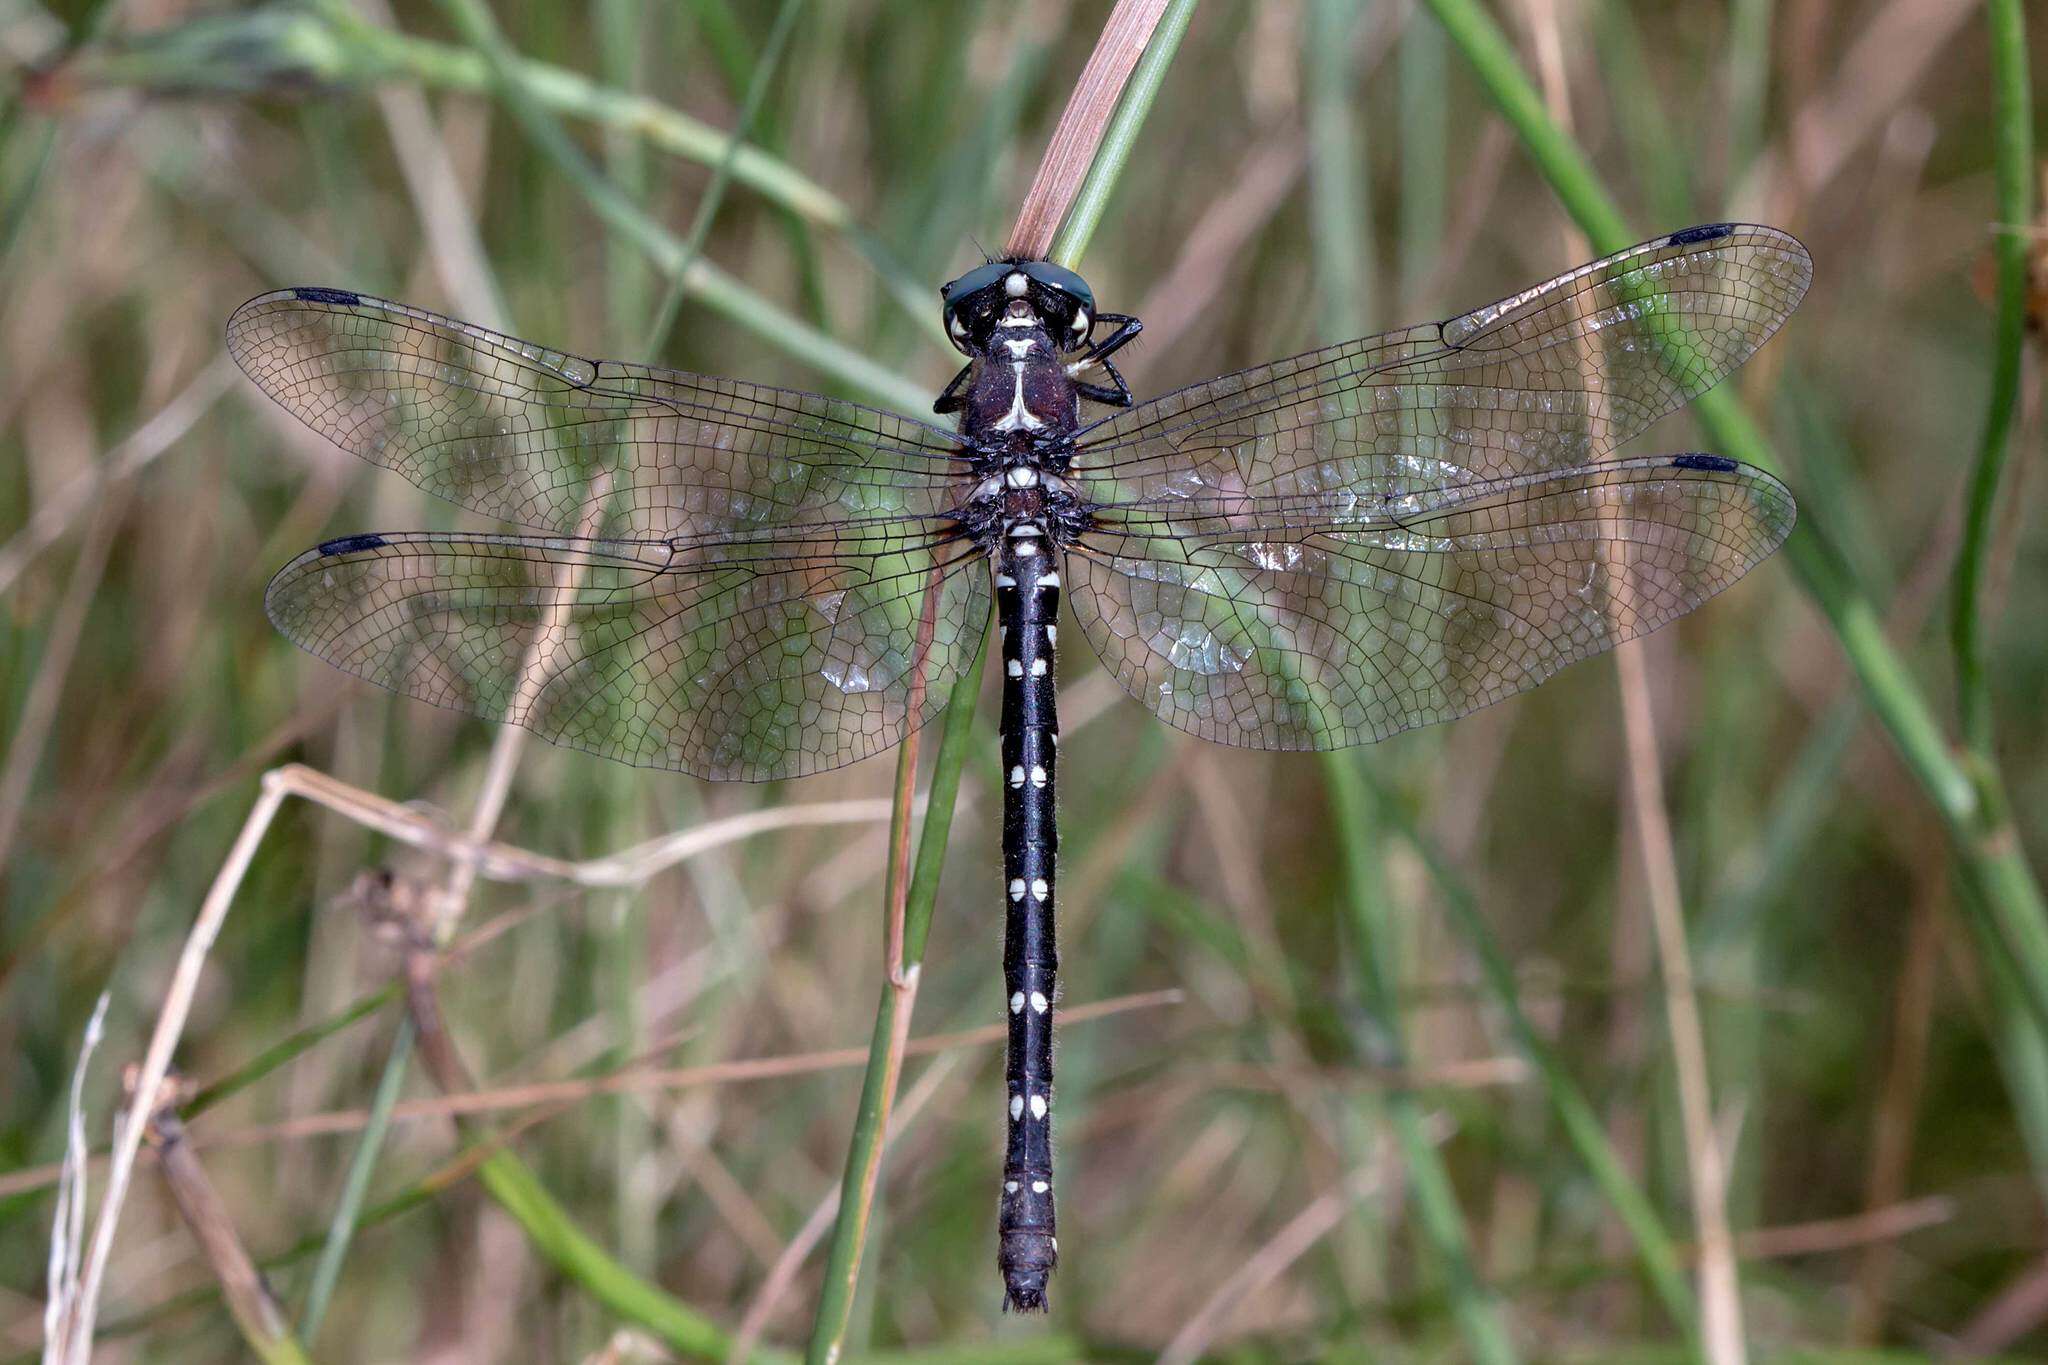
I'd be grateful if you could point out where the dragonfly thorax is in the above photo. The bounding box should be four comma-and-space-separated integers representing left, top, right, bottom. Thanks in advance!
956, 457, 1089, 554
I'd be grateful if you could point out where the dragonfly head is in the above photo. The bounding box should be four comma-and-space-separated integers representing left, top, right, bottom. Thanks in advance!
941, 259, 1097, 358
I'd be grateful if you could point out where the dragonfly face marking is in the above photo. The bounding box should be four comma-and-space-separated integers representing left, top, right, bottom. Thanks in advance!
233, 225, 1809, 1315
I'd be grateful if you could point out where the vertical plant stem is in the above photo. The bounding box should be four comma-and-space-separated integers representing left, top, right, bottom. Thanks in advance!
1949, 0, 2033, 755
432, 0, 929, 414
1044, 0, 1200, 268
639, 0, 807, 356
1397, 12, 1448, 313
1617, 646, 1747, 1365
1357, 763, 1700, 1333
1307, 0, 1371, 338
807, 634, 986, 1363
1418, 0, 2048, 1066
1325, 754, 1519, 1365
299, 1016, 414, 1339
1724, 0, 1774, 188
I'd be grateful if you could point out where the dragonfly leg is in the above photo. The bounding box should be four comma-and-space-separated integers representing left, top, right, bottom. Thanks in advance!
1072, 357, 1134, 408
1081, 312, 1142, 364
1067, 314, 1140, 408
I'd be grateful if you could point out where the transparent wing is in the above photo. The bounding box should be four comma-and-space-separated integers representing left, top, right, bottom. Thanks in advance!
1065, 455, 1794, 749
266, 521, 990, 780
228, 288, 967, 538
1063, 224, 1806, 748
1069, 224, 1811, 495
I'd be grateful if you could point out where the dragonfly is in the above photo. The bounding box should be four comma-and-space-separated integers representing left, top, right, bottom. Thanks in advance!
228, 221, 1809, 1312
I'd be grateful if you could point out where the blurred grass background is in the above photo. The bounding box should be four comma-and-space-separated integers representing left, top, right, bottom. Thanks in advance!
2, 0, 2046, 1359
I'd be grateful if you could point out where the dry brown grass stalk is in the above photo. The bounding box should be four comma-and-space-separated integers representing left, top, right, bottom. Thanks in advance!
139, 1074, 307, 1363
1004, 0, 1170, 259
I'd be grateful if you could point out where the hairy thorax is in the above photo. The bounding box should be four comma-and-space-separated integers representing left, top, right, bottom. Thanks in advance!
956, 317, 1089, 553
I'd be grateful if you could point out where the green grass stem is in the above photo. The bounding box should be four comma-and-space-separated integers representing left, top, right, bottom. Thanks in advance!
477, 1146, 795, 1363
1326, 754, 1519, 1365
1357, 765, 1701, 1334
298, 1016, 413, 1341
807, 631, 988, 1363
432, 0, 930, 415
1046, 0, 1200, 270
1950, 0, 2034, 755
1419, 0, 2048, 1056
638, 0, 806, 357
1309, 8, 1511, 1357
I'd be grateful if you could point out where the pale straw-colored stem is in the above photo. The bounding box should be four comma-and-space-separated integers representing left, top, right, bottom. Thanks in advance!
1618, 642, 1747, 1365
59, 779, 288, 1364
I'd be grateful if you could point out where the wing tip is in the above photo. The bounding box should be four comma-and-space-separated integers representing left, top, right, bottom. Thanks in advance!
1666, 221, 1814, 283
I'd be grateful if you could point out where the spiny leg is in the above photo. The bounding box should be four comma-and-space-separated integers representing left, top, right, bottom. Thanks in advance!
1073, 356, 1134, 407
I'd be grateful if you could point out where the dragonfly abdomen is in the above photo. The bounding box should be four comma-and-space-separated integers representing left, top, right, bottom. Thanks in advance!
996, 521, 1061, 1312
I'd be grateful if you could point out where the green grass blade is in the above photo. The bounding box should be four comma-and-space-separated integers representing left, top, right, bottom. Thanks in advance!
1419, 0, 2048, 1053
1950, 0, 2034, 754
1308, 0, 1370, 340
639, 0, 807, 357
299, 1016, 413, 1340
183, 985, 400, 1120
807, 627, 988, 1362
1326, 754, 1520, 1365
1047, 0, 1200, 270
1309, 8, 1511, 1356
478, 1147, 796, 1363
435, 0, 930, 413
1358, 765, 1701, 1335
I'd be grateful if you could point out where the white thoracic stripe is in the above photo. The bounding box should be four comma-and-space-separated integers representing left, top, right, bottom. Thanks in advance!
992, 361, 1045, 432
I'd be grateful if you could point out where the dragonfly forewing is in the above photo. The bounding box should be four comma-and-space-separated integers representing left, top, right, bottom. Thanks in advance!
227, 288, 969, 540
